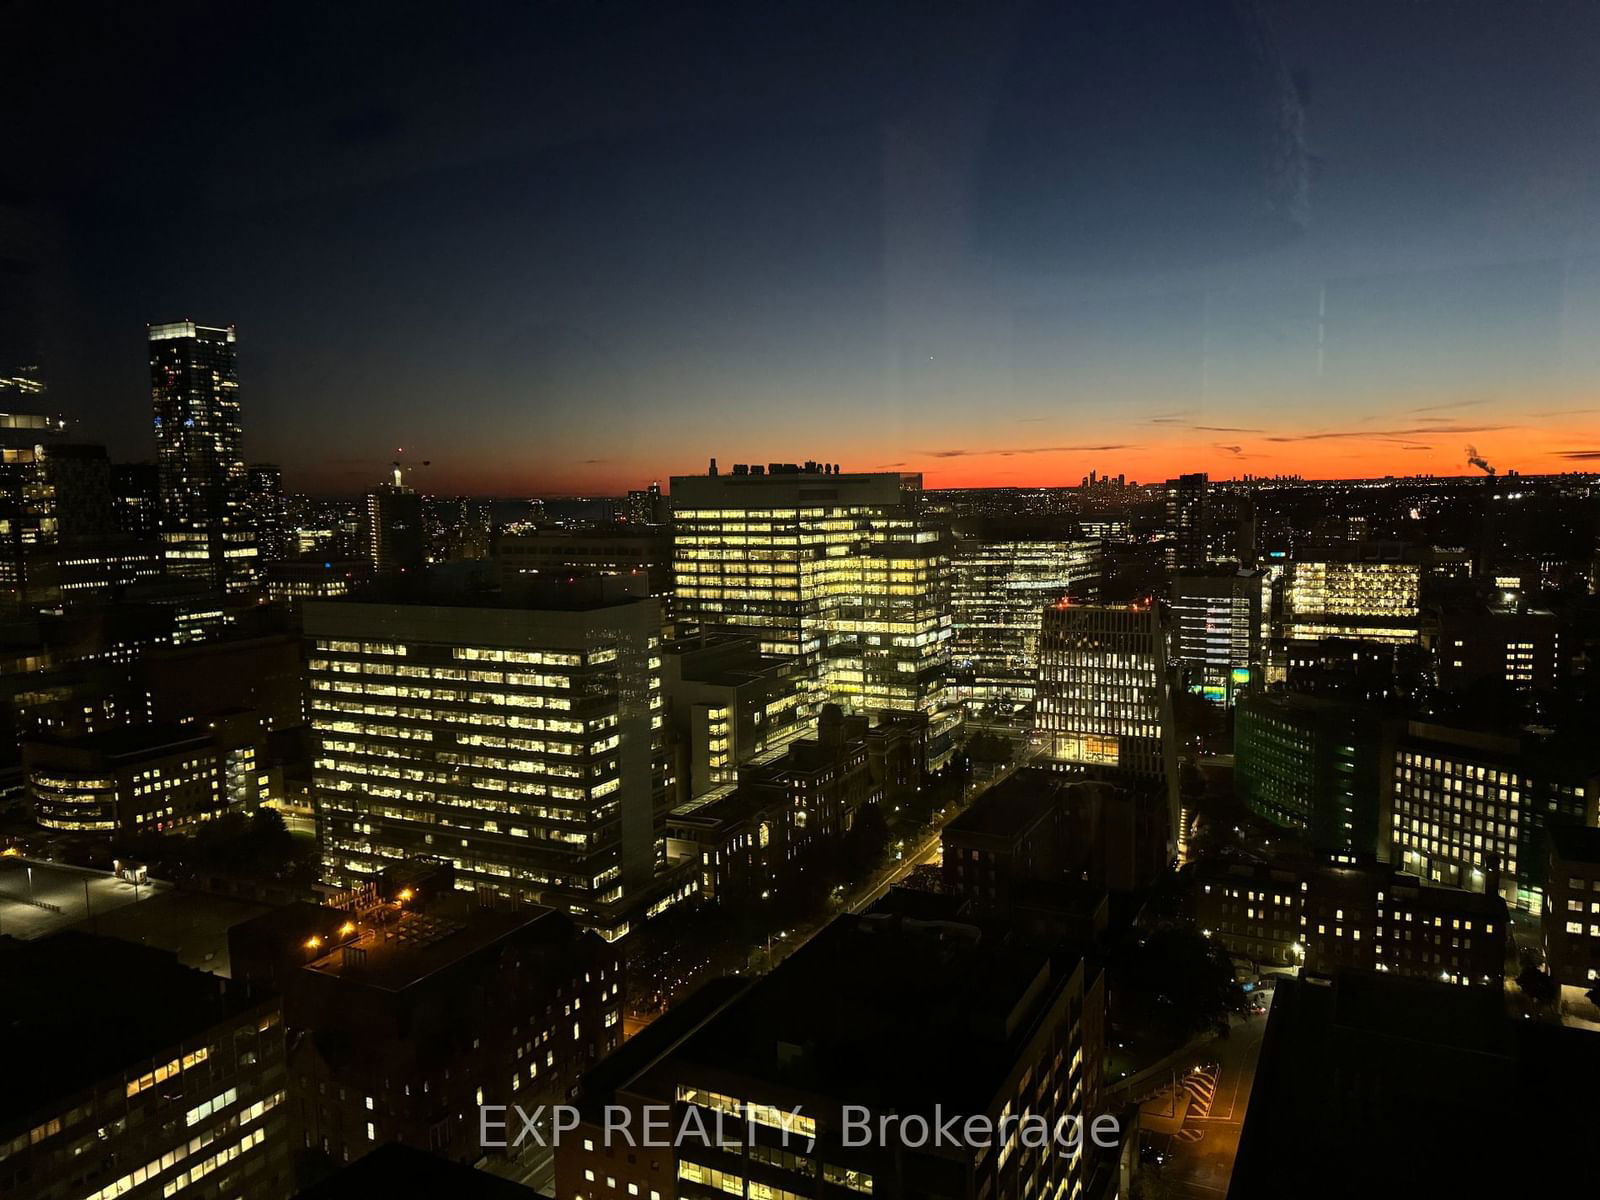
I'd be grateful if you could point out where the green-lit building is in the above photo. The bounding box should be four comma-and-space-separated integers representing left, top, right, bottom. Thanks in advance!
1233, 692, 1397, 855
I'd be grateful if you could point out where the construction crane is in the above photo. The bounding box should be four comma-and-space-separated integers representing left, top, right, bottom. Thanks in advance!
390, 448, 431, 487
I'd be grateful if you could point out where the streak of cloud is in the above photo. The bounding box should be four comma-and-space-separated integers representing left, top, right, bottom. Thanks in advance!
1406, 400, 1484, 414
1264, 424, 1511, 443
919, 444, 1137, 458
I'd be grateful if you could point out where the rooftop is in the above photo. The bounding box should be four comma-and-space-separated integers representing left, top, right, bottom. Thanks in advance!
1548, 822, 1600, 865
578, 976, 749, 1117
0, 932, 262, 1128
1230, 968, 1600, 1198
294, 1143, 548, 1200
268, 897, 571, 995
675, 914, 1073, 1116
944, 768, 1069, 840
24, 721, 211, 760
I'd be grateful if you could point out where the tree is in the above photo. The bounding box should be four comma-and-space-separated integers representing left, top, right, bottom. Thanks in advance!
1118, 927, 1247, 1039
1516, 965, 1559, 1008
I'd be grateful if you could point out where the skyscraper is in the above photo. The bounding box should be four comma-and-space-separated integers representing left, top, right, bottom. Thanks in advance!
1037, 599, 1178, 851
148, 321, 257, 591
0, 404, 66, 601
365, 471, 426, 575
671, 463, 955, 722
244, 463, 290, 563
626, 480, 668, 525
1164, 472, 1208, 569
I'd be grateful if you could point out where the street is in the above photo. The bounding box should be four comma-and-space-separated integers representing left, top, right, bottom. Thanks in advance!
1157, 991, 1272, 1198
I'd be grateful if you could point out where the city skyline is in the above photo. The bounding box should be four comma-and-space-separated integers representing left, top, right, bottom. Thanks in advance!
8, 5, 1600, 1200
6, 3, 1600, 494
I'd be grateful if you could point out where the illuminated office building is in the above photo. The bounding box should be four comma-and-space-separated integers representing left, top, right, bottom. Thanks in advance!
1037, 599, 1177, 850
661, 634, 807, 802
22, 534, 164, 607
1169, 568, 1267, 705
949, 521, 1102, 711
149, 321, 258, 591
0, 406, 67, 601
0, 934, 289, 1200
263, 556, 371, 608
306, 577, 670, 941
1281, 556, 1421, 645
1542, 825, 1600, 993
1391, 722, 1599, 912
25, 717, 265, 835
670, 463, 954, 722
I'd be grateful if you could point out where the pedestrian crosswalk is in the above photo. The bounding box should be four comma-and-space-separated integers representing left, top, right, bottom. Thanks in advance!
1173, 1064, 1219, 1143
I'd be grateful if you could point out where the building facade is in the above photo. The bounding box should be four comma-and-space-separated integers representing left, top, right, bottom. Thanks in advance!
25, 718, 264, 835
1196, 855, 1507, 986
1280, 556, 1421, 645
229, 875, 619, 1177
1164, 472, 1208, 569
263, 557, 372, 609
1233, 692, 1397, 856
149, 321, 258, 591
1391, 722, 1599, 911
558, 915, 1108, 1200
0, 408, 67, 602
306, 580, 670, 940
497, 527, 671, 606
1543, 824, 1600, 992
948, 521, 1102, 712
1037, 600, 1177, 852
670, 465, 954, 723
1437, 604, 1563, 692
0, 934, 289, 1200
661, 635, 806, 803
1169, 568, 1266, 706
365, 479, 426, 576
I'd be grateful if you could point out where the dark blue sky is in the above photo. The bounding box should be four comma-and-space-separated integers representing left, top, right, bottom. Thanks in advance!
5, 0, 1600, 493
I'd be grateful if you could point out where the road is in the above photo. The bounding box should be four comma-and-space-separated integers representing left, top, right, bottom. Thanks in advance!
850, 826, 943, 913
850, 745, 1040, 915
1157, 993, 1272, 1198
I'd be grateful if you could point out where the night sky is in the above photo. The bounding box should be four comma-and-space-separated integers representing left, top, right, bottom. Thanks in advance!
5, 0, 1600, 495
